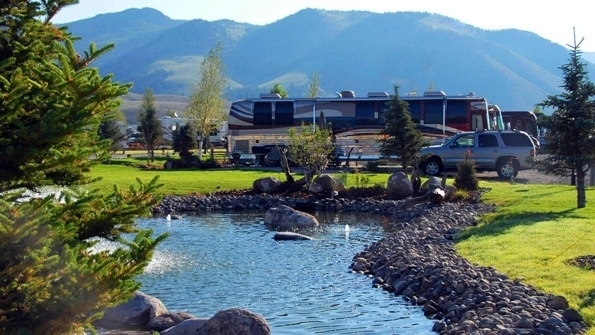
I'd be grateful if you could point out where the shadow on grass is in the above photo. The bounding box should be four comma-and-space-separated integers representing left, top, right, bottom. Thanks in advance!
578, 288, 595, 310
456, 208, 581, 241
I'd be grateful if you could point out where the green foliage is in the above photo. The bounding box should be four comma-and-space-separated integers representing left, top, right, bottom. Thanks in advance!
306, 72, 320, 98
137, 88, 163, 162
453, 152, 479, 191
0, 2, 166, 334
536, 35, 595, 208
0, 2, 128, 193
354, 174, 371, 188
185, 41, 226, 160
270, 82, 288, 98
99, 119, 127, 152
378, 84, 427, 173
287, 124, 334, 183
172, 123, 197, 157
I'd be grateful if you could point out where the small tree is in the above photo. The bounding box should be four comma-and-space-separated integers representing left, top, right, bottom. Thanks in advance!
137, 88, 163, 162
172, 123, 197, 158
536, 32, 595, 208
287, 124, 334, 184
185, 41, 227, 160
99, 119, 127, 152
270, 82, 288, 98
306, 72, 321, 98
378, 84, 427, 174
454, 151, 479, 191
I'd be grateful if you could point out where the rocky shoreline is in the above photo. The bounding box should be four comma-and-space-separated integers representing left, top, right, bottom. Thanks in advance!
151, 190, 588, 334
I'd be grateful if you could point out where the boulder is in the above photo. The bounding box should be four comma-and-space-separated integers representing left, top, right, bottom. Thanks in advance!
148, 312, 196, 331
273, 231, 314, 241
160, 318, 209, 335
314, 174, 346, 192
420, 176, 442, 194
386, 171, 413, 199
203, 308, 270, 335
264, 204, 319, 230
252, 177, 281, 193
94, 291, 167, 330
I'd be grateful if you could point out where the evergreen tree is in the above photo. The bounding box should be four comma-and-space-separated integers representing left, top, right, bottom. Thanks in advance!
536, 33, 595, 208
173, 123, 197, 158
378, 84, 427, 174
137, 88, 163, 162
270, 82, 288, 98
99, 119, 127, 152
0, 2, 166, 333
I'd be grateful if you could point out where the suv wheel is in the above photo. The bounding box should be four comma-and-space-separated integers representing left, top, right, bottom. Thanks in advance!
422, 158, 442, 176
496, 158, 519, 179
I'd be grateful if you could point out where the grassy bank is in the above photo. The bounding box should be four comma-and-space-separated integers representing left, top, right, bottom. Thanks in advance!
456, 181, 595, 332
87, 160, 595, 332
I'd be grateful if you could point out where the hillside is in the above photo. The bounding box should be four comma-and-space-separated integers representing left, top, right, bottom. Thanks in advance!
60, 7, 595, 123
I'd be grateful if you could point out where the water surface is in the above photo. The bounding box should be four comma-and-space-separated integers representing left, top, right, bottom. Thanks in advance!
134, 212, 434, 334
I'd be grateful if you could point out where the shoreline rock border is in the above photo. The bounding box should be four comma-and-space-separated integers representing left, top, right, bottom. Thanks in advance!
149, 191, 587, 334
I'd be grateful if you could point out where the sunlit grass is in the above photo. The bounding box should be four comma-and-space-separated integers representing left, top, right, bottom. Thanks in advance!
87, 160, 595, 332
457, 181, 595, 331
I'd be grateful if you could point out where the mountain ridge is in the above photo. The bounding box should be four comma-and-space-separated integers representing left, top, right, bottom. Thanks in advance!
59, 8, 595, 121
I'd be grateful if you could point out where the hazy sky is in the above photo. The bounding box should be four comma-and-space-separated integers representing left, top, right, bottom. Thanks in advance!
54, 0, 595, 52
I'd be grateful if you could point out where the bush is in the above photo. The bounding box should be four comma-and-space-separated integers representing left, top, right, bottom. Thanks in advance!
454, 152, 479, 191
200, 158, 221, 169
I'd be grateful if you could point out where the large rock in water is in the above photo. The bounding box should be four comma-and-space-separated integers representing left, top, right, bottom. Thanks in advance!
264, 204, 319, 230
386, 171, 413, 199
201, 308, 271, 335
94, 291, 167, 330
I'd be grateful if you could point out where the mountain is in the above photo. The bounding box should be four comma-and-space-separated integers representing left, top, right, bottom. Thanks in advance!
60, 7, 595, 122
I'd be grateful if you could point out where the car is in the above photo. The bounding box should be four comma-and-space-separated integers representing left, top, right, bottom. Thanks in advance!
419, 130, 536, 179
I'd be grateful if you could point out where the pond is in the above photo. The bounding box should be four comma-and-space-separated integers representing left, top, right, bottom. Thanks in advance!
132, 211, 435, 334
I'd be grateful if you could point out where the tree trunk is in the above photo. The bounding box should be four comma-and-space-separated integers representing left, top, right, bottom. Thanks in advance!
576, 168, 586, 208
279, 147, 295, 183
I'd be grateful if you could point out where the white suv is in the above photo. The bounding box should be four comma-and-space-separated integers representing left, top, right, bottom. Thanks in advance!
419, 130, 536, 179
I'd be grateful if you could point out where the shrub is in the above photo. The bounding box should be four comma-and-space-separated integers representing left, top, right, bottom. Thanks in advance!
454, 151, 479, 191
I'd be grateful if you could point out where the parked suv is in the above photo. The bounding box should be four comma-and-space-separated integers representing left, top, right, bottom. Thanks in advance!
419, 130, 536, 179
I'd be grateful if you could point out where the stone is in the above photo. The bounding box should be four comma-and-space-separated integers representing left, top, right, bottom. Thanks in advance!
264, 204, 319, 230
160, 318, 209, 335
203, 308, 270, 335
147, 312, 195, 331
386, 171, 413, 199
252, 177, 281, 193
314, 174, 346, 192
94, 291, 167, 330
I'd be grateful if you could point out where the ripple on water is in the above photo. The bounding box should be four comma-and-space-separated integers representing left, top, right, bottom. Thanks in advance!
131, 212, 434, 334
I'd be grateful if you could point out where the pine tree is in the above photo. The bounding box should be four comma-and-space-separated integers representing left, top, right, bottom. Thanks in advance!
137, 88, 163, 162
173, 123, 198, 158
536, 32, 595, 208
378, 84, 427, 174
99, 119, 127, 152
0, 2, 167, 333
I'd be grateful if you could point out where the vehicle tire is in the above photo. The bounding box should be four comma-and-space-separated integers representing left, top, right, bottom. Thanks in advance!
422, 158, 442, 176
496, 157, 519, 179
262, 152, 280, 167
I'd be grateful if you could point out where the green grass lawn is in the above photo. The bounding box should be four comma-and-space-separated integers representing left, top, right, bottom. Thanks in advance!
87, 160, 595, 332
457, 181, 595, 332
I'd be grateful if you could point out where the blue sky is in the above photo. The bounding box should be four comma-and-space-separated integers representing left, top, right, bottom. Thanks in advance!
54, 0, 595, 52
